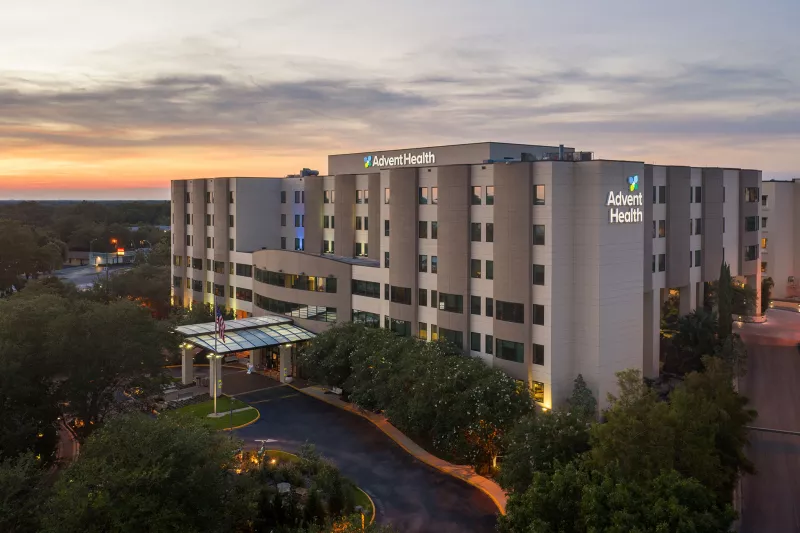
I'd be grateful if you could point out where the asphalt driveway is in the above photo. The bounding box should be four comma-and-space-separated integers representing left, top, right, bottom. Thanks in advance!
232, 381, 498, 533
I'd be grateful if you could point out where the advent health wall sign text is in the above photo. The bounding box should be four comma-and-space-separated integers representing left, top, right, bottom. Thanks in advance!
607, 175, 644, 223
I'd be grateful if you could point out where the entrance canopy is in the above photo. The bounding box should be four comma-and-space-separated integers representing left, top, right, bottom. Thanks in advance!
175, 315, 315, 355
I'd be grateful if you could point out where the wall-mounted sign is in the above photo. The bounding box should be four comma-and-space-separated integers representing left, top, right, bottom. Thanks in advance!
607, 175, 643, 223
364, 151, 436, 169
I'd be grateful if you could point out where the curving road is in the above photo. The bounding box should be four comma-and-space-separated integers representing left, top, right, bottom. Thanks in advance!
222, 373, 498, 533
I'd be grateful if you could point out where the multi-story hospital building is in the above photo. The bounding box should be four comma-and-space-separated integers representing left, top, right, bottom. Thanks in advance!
170, 141, 768, 408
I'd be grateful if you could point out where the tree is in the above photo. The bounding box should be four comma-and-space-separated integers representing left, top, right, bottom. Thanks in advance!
732, 281, 757, 316
109, 263, 171, 318
0, 219, 38, 292
669, 308, 719, 375
566, 374, 596, 419
762, 276, 775, 314
718, 262, 734, 339
0, 454, 48, 533
51, 299, 175, 440
42, 414, 240, 533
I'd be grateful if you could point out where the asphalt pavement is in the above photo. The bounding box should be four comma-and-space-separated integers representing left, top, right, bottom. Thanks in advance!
738, 310, 800, 533
54, 264, 129, 289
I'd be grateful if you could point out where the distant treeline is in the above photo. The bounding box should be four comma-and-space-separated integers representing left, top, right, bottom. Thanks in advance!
0, 201, 170, 252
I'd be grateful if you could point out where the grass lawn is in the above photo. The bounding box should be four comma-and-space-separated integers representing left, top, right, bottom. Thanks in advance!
353, 486, 374, 519
264, 449, 300, 464
170, 396, 258, 430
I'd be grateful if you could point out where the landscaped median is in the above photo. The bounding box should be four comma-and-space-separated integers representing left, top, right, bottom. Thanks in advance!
167, 395, 259, 430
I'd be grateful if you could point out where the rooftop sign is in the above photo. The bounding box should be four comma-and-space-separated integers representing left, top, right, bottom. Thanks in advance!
607, 175, 643, 223
364, 151, 435, 168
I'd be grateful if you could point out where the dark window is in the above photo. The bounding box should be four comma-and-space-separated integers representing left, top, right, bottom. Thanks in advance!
744, 245, 758, 261
438, 293, 463, 313
419, 187, 428, 204
294, 190, 300, 203
532, 304, 545, 325
294, 238, 302, 251
471, 222, 481, 242
229, 214, 234, 228
471, 186, 481, 205
486, 186, 495, 205
470, 332, 481, 352
658, 185, 666, 204
281, 214, 286, 226
486, 223, 494, 243
496, 300, 524, 323
652, 254, 656, 273
235, 288, 253, 302
254, 295, 336, 322
281, 237, 286, 249
485, 335, 493, 355
695, 218, 702, 235
388, 318, 411, 337
744, 216, 759, 232
496, 339, 524, 363
695, 186, 702, 203
533, 185, 545, 205
471, 295, 481, 315
431, 256, 438, 274
470, 259, 481, 279
762, 217, 768, 228
762, 194, 768, 207
440, 328, 463, 349
229, 191, 234, 203
352, 310, 380, 327
419, 254, 428, 273
533, 225, 545, 245
431, 290, 438, 308
419, 221, 428, 239
390, 286, 412, 305
352, 280, 381, 299
356, 216, 363, 230
431, 221, 438, 239
192, 279, 203, 292
235, 263, 252, 277
418, 288, 428, 307
744, 187, 759, 202
280, 190, 286, 203
192, 257, 203, 270
323, 190, 331, 203
533, 344, 545, 365
532, 264, 545, 286
206, 191, 212, 203
384, 220, 390, 237
213, 284, 225, 297
486, 297, 493, 317
384, 251, 390, 268
658, 253, 666, 272
213, 261, 225, 274
652, 185, 657, 204
658, 220, 666, 238
172, 276, 181, 288
384, 283, 389, 300
296, 214, 302, 227
694, 249, 702, 267
229, 238, 234, 251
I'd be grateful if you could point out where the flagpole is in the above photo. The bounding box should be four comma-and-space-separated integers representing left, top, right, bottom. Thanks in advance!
213, 296, 218, 415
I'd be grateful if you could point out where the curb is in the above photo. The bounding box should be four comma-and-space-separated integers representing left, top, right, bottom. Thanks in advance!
222, 407, 260, 431
287, 383, 507, 515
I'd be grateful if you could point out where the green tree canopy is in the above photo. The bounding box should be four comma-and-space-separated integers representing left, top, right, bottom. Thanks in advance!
0, 453, 48, 533
109, 263, 172, 318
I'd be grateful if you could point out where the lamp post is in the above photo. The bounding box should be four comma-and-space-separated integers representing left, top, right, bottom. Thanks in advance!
89, 238, 98, 269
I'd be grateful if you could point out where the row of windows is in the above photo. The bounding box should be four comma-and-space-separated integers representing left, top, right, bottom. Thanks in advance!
690, 250, 702, 268
356, 189, 369, 204
278, 238, 304, 251
254, 294, 337, 322
391, 184, 546, 206
417, 221, 439, 239
352, 279, 381, 298
470, 259, 494, 279
355, 242, 369, 257
254, 268, 338, 293
182, 191, 235, 204
417, 255, 439, 273
418, 187, 439, 205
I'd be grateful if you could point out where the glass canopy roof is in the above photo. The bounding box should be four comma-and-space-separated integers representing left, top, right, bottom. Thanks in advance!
181, 322, 315, 355
174, 315, 292, 337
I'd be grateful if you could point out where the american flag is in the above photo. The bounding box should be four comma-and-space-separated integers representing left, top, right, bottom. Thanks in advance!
215, 306, 226, 342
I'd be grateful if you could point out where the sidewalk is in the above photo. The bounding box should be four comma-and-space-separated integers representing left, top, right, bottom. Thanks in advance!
289, 384, 508, 515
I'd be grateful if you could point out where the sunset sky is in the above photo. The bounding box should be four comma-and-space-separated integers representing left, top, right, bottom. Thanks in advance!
2, 0, 798, 199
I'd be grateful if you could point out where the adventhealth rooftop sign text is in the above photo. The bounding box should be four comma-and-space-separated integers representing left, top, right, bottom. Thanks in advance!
607, 175, 644, 224
364, 151, 436, 168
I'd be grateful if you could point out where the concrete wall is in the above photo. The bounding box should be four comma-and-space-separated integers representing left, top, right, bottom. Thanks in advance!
739, 170, 761, 277
333, 174, 356, 258
666, 166, 691, 289
304, 176, 324, 254
387, 167, 419, 326
702, 168, 725, 281
762, 181, 800, 298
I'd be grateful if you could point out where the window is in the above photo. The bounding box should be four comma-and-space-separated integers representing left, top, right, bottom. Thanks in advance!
302, 191, 305, 203
418, 288, 428, 307
438, 293, 463, 313
533, 185, 545, 205
486, 186, 495, 205
205, 214, 212, 226
695, 218, 702, 235
355, 242, 368, 257
281, 214, 286, 226
652, 254, 655, 273
385, 188, 391, 204
296, 214, 302, 228
419, 322, 428, 341
533, 344, 545, 365
192, 257, 203, 270
745, 245, 758, 261
356, 190, 364, 204
431, 324, 438, 341
695, 186, 702, 203
390, 286, 412, 305
206, 236, 212, 249
294, 190, 301, 203
364, 217, 368, 230
496, 339, 524, 363
294, 238, 303, 251
281, 237, 286, 250
471, 186, 481, 205
485, 335, 493, 355
745, 216, 759, 232
213, 261, 225, 274
352, 310, 379, 327
192, 279, 203, 292
762, 217, 768, 228
744, 187, 759, 202
533, 225, 545, 245
235, 288, 253, 302
439, 328, 463, 349
206, 281, 212, 294
470, 332, 481, 352
761, 262, 767, 273
532, 264, 545, 285
419, 254, 428, 273
185, 213, 191, 225
205, 191, 212, 203
533, 382, 545, 404
172, 275, 181, 288
356, 216, 363, 230
471, 259, 481, 279
323, 190, 333, 203
431, 187, 438, 204
419, 221, 428, 239
384, 284, 389, 300
229, 191, 234, 203
431, 290, 438, 308
658, 253, 666, 272
186, 192, 191, 203
471, 295, 481, 315
353, 280, 381, 299
652, 185, 657, 204
486, 260, 494, 280
254, 295, 336, 322
363, 190, 369, 204
761, 237, 768, 249
322, 240, 334, 254
281, 191, 286, 203
431, 256, 438, 274
694, 250, 702, 267
658, 220, 666, 238
431, 221, 438, 239
652, 220, 657, 239
206, 259, 212, 271
235, 263, 252, 277
229, 215, 234, 228
384, 251, 390, 268
486, 297, 493, 317
173, 255, 182, 267
486, 223, 494, 243
419, 187, 428, 204
532, 304, 544, 326
723, 217, 726, 233
471, 222, 481, 242
658, 185, 666, 204
496, 301, 524, 323
384, 220, 390, 237
762, 194, 768, 207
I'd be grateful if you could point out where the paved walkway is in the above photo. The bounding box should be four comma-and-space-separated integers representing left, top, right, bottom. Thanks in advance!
290, 384, 508, 514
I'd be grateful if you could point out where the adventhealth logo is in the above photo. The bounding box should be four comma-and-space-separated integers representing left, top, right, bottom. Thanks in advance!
607, 175, 644, 224
363, 151, 435, 169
